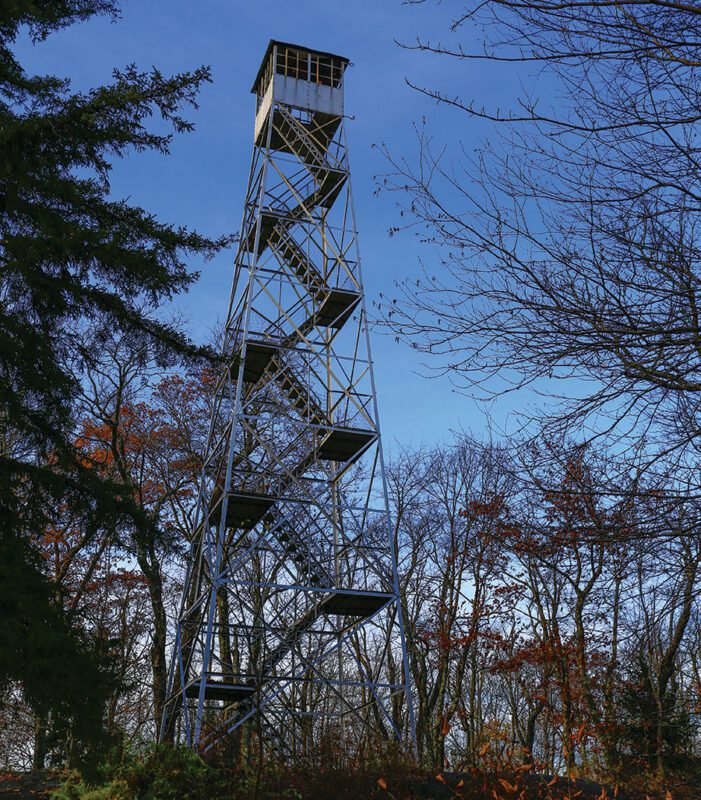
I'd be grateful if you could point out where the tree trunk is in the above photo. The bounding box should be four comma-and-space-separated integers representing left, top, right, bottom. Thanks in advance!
135, 536, 168, 737
32, 712, 47, 770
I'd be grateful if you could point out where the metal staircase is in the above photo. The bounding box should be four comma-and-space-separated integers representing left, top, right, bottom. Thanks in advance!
161, 40, 415, 760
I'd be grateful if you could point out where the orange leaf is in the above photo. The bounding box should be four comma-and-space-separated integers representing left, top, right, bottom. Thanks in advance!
547, 776, 559, 787
666, 791, 673, 800
480, 742, 490, 756
436, 773, 446, 783
442, 717, 451, 736
498, 778, 517, 793
377, 777, 387, 791
457, 779, 465, 788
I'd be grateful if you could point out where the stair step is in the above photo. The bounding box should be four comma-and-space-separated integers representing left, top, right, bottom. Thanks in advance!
240, 170, 347, 256
210, 491, 276, 531
230, 341, 280, 383
314, 288, 361, 328
320, 590, 393, 617
316, 427, 376, 463
185, 680, 255, 702
255, 108, 342, 153
315, 169, 347, 208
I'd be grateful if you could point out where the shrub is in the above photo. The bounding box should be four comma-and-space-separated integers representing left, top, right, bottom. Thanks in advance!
52, 746, 225, 800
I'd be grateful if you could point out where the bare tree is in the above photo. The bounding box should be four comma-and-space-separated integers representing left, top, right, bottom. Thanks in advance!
74, 332, 213, 737
381, 1, 701, 484
388, 438, 517, 766
384, 433, 701, 777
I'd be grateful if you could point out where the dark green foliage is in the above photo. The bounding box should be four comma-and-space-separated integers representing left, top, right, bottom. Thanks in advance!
52, 746, 299, 800
620, 648, 698, 773
52, 744, 421, 800
0, 0, 228, 765
0, 528, 116, 772
116, 747, 234, 800
53, 746, 224, 800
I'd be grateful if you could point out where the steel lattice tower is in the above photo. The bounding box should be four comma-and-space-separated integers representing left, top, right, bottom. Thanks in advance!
161, 40, 416, 757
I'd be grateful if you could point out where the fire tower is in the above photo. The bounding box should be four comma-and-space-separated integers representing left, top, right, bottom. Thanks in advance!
161, 41, 415, 757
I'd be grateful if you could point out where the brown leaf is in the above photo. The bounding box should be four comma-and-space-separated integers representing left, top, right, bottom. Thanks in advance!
498, 778, 517, 793
479, 742, 490, 756
377, 777, 387, 791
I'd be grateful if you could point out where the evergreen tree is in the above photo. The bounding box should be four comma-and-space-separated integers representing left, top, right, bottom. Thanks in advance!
0, 1, 226, 765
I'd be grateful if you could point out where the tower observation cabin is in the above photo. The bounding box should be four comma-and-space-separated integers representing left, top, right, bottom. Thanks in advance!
252, 41, 349, 147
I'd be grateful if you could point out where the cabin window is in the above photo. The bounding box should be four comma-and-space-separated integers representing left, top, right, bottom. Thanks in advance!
275, 47, 344, 88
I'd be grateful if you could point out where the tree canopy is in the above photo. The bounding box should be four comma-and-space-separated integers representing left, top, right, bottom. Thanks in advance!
0, 0, 227, 763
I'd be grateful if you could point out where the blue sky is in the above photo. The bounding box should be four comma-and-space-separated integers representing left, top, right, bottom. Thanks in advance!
14, 0, 529, 452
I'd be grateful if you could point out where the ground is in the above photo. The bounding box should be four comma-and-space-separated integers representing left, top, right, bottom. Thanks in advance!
1, 769, 699, 800
0, 773, 60, 800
